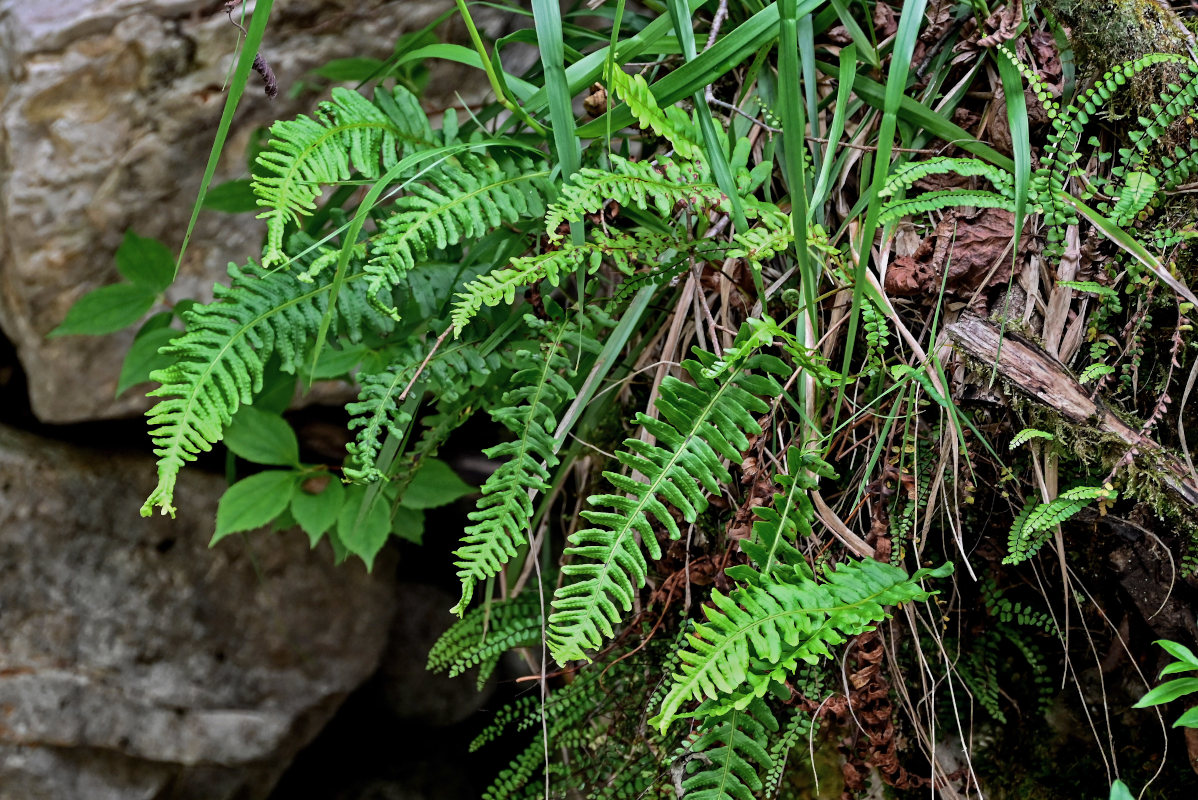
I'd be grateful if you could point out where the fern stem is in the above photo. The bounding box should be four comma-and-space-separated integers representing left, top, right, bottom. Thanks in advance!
453, 0, 547, 136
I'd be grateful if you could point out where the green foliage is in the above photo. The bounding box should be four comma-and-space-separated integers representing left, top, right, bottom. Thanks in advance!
1133, 639, 1198, 728
427, 592, 543, 689
548, 342, 789, 664
676, 698, 778, 800
1004, 485, 1118, 564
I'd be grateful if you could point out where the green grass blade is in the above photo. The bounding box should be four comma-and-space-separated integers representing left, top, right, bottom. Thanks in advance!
810, 44, 857, 213
997, 45, 1030, 254
176, 0, 274, 282
828, 0, 879, 67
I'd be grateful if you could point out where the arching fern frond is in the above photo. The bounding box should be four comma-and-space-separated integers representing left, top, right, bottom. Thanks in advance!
253, 86, 435, 266
548, 345, 789, 665
653, 555, 953, 731
454, 313, 607, 614
545, 155, 727, 240
427, 592, 543, 689
879, 157, 1017, 200
365, 151, 555, 316
676, 698, 778, 800
878, 190, 1016, 226
345, 332, 498, 482
1004, 485, 1117, 564
141, 263, 391, 517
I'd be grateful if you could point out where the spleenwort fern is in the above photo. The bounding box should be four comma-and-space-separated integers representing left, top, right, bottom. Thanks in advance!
654, 539, 952, 730
606, 67, 702, 161
548, 343, 789, 664
254, 86, 435, 266
141, 263, 391, 516
1004, 485, 1118, 564
453, 312, 606, 614
427, 592, 542, 689
676, 698, 778, 800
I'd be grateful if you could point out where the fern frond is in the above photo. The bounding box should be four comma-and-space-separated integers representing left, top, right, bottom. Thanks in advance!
878, 190, 1016, 225
545, 155, 727, 240
453, 314, 607, 614
1009, 428, 1054, 449
548, 348, 789, 664
253, 86, 434, 266
1004, 485, 1117, 564
141, 263, 390, 516
654, 558, 953, 731
677, 698, 778, 800
607, 67, 702, 161
345, 334, 497, 482
748, 447, 837, 577
879, 157, 1017, 199
763, 705, 816, 796
427, 592, 542, 689
362, 151, 555, 316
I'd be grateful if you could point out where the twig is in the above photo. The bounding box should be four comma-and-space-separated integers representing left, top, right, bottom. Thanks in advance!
397, 326, 453, 402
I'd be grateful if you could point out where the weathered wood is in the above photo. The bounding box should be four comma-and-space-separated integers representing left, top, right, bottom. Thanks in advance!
946, 312, 1198, 509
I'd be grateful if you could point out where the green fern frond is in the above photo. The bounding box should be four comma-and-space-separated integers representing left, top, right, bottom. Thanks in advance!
763, 706, 816, 796
878, 190, 1017, 225
345, 334, 498, 482
1009, 428, 1054, 449
548, 347, 789, 664
545, 155, 728, 240
453, 314, 607, 614
677, 698, 778, 800
253, 86, 434, 267
1110, 171, 1158, 225
879, 157, 1017, 199
1004, 485, 1117, 564
749, 447, 837, 577
653, 557, 953, 731
363, 151, 555, 316
427, 592, 542, 689
606, 67, 702, 161
141, 263, 390, 516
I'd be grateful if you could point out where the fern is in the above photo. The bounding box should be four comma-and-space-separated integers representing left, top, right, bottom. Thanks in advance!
545, 155, 728, 239
763, 705, 816, 796
253, 86, 435, 267
548, 346, 789, 664
365, 149, 556, 316
654, 548, 953, 731
749, 447, 837, 577
345, 332, 498, 482
879, 156, 1017, 199
1009, 428, 1054, 449
606, 67, 702, 161
453, 313, 607, 614
878, 189, 1016, 226
141, 262, 391, 516
676, 697, 778, 800
427, 592, 542, 689
1004, 485, 1117, 564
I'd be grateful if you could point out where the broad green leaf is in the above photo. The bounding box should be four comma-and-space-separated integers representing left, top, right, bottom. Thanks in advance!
49, 283, 155, 337
256, 364, 297, 415
1133, 677, 1198, 707
291, 476, 346, 547
224, 406, 300, 466
401, 458, 473, 509
213, 469, 298, 545
116, 326, 178, 396
1109, 780, 1134, 800
391, 505, 425, 544
202, 179, 259, 213
1173, 706, 1198, 728
338, 485, 392, 570
1156, 639, 1198, 669
115, 231, 175, 292
312, 343, 369, 380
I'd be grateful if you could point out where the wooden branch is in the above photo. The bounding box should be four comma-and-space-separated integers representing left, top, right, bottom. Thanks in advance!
946, 313, 1198, 509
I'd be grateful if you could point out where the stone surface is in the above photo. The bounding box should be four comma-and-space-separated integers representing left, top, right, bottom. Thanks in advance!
0, 423, 398, 800
377, 584, 493, 727
0, 0, 475, 423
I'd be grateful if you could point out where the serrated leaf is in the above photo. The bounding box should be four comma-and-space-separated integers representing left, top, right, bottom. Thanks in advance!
115, 230, 175, 292
212, 470, 298, 545
224, 406, 300, 466
401, 458, 474, 509
291, 476, 345, 547
49, 283, 156, 337
116, 325, 178, 397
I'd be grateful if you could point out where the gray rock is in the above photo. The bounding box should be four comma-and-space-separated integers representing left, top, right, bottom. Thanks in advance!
0, 423, 398, 799
0, 0, 475, 423
378, 584, 493, 727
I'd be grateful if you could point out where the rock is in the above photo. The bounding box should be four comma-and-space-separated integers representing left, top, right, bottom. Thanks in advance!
0, 0, 468, 423
0, 423, 398, 800
377, 584, 493, 727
